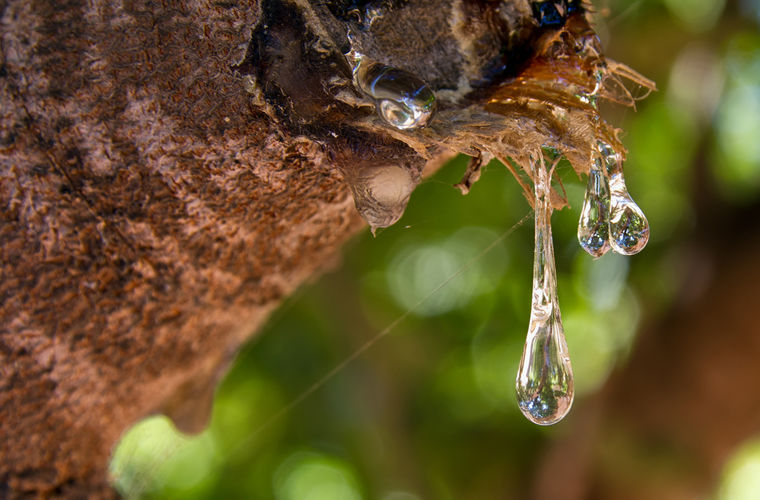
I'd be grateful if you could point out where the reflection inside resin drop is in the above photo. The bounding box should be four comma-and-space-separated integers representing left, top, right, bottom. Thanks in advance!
577, 154, 611, 258
598, 142, 650, 255
515, 156, 574, 426
353, 60, 436, 130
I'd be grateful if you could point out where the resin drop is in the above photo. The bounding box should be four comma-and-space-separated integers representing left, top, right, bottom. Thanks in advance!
346, 164, 418, 233
353, 60, 437, 130
515, 157, 574, 426
577, 156, 611, 258
598, 142, 650, 255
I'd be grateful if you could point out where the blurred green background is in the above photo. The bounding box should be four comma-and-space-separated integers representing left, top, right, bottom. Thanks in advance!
110, 1, 760, 498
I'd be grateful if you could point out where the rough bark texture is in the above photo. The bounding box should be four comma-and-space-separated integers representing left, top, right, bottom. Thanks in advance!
0, 0, 647, 496
0, 0, 368, 496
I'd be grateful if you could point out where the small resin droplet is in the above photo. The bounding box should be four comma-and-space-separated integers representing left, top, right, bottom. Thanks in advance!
516, 157, 574, 426
347, 164, 418, 233
598, 142, 650, 255
353, 60, 436, 130
577, 156, 611, 258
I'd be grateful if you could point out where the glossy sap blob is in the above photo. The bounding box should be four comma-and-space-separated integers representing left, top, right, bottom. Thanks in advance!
598, 142, 650, 255
577, 154, 611, 258
346, 164, 418, 233
353, 60, 437, 130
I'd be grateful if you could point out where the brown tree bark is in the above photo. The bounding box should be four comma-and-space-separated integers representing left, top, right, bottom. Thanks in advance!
0, 1, 370, 496
0, 0, 631, 496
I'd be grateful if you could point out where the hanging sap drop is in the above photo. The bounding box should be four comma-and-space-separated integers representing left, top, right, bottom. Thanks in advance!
346, 164, 419, 233
577, 155, 611, 258
608, 172, 650, 255
353, 61, 437, 130
597, 142, 650, 255
516, 157, 574, 426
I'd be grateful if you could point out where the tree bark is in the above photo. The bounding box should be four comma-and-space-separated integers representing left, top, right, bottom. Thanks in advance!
0, 0, 370, 495
0, 0, 622, 496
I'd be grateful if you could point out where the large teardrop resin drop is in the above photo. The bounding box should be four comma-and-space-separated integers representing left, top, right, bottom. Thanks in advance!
577, 155, 611, 258
515, 157, 574, 426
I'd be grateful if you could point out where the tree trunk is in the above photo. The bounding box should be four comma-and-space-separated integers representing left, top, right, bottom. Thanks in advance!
1, 0, 368, 495
0, 0, 630, 496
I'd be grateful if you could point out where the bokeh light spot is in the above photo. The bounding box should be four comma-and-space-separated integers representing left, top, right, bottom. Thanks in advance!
663, 0, 725, 32
717, 436, 760, 500
274, 451, 362, 500
386, 227, 507, 316
110, 415, 217, 498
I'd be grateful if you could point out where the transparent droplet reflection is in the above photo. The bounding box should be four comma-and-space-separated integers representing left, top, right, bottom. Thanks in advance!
577, 156, 611, 258
354, 61, 436, 130
516, 157, 574, 426
597, 142, 650, 255
608, 172, 650, 255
